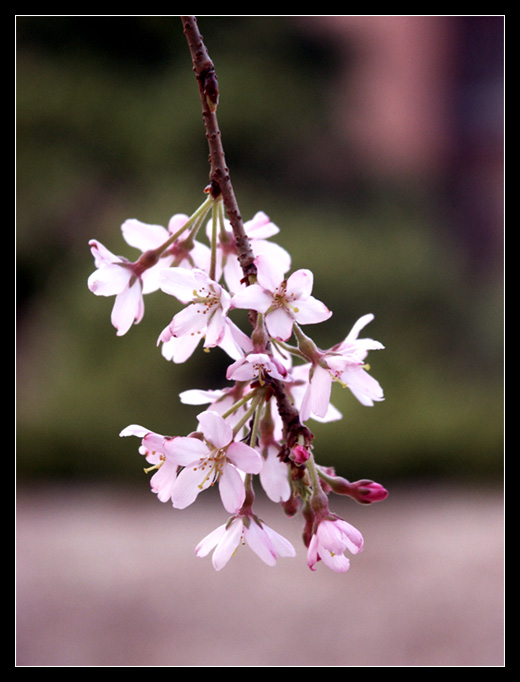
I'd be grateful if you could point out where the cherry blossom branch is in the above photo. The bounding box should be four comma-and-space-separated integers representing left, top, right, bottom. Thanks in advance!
181, 15, 314, 460
181, 15, 257, 285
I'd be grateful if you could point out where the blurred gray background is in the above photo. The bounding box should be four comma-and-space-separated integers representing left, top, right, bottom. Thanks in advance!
16, 16, 504, 666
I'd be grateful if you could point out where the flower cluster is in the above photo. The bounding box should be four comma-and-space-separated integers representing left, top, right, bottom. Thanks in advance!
89, 194, 388, 573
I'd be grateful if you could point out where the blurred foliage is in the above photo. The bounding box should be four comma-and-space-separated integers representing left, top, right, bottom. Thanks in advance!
16, 16, 503, 484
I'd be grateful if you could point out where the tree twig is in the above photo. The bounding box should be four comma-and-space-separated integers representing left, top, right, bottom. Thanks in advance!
180, 16, 313, 457
181, 16, 257, 284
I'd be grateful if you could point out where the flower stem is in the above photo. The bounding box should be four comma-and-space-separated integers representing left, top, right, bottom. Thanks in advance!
306, 452, 329, 513
232, 391, 265, 438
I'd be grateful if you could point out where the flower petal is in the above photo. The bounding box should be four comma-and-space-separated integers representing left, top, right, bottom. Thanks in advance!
159, 267, 199, 302
111, 279, 143, 336
197, 410, 234, 449
121, 218, 168, 251
265, 307, 294, 341
219, 462, 246, 513
293, 296, 332, 325
226, 442, 263, 474
88, 263, 131, 296
231, 284, 272, 313
195, 523, 228, 558
211, 518, 244, 571
285, 268, 313, 300
170, 465, 210, 509
163, 436, 208, 467
244, 521, 278, 566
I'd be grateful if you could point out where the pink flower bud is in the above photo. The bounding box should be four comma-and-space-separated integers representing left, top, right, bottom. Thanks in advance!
350, 479, 388, 504
291, 444, 310, 464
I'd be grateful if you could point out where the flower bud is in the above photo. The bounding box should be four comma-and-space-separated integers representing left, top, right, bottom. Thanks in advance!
291, 444, 310, 465
349, 479, 388, 504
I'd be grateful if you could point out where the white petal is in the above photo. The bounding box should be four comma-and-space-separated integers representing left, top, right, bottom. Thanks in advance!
88, 263, 131, 296
345, 314, 375, 342
159, 268, 199, 302
262, 525, 296, 558
119, 424, 150, 438
161, 333, 202, 364
195, 523, 228, 558
111, 280, 143, 336
259, 449, 291, 502
121, 218, 168, 251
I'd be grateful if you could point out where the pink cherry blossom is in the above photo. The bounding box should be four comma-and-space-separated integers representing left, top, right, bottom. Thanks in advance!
119, 424, 179, 503
207, 211, 291, 293
163, 410, 263, 513
231, 255, 332, 341
158, 268, 232, 361
87, 240, 147, 336
299, 314, 384, 421
226, 352, 289, 385
88, 215, 198, 336
307, 517, 364, 573
195, 513, 296, 570
287, 364, 343, 424
123, 214, 211, 275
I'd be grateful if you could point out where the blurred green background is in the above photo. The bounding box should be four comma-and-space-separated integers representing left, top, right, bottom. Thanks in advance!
16, 16, 503, 485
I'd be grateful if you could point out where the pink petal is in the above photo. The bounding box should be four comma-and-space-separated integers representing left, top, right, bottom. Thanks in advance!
89, 239, 122, 268
345, 314, 375, 342
285, 268, 313, 299
119, 424, 150, 438
265, 307, 294, 341
170, 305, 208, 337
226, 442, 263, 474
211, 518, 244, 570
163, 436, 208, 467
204, 307, 226, 347
170, 465, 209, 509
197, 410, 233, 449
293, 296, 332, 325
244, 521, 278, 566
254, 254, 285, 291
150, 460, 178, 503
319, 548, 351, 573
219, 463, 246, 513
309, 365, 333, 418
231, 284, 272, 313
244, 211, 279, 239
259, 448, 291, 503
